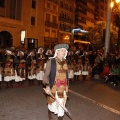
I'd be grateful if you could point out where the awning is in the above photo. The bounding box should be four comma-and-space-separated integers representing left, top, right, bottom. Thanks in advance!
74, 40, 90, 44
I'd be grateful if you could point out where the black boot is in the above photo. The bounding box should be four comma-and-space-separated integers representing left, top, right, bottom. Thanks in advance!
10, 81, 13, 88
32, 80, 35, 86
48, 110, 53, 120
82, 75, 86, 80
58, 116, 63, 120
6, 82, 9, 88
76, 75, 79, 81
21, 81, 25, 88
74, 75, 76, 82
0, 82, 1, 89
28, 80, 32, 86
16, 82, 20, 88
38, 81, 40, 85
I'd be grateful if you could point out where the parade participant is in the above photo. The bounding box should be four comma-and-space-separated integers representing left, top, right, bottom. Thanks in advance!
81, 58, 90, 80
67, 49, 75, 82
27, 50, 37, 86
0, 63, 3, 89
74, 59, 82, 81
0, 48, 3, 89
74, 50, 80, 64
15, 50, 26, 88
68, 63, 74, 82
43, 44, 69, 120
45, 48, 53, 62
36, 46, 45, 85
66, 49, 74, 64
3, 48, 15, 88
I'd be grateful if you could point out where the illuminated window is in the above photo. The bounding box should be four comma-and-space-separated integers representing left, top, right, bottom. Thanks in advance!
21, 30, 26, 44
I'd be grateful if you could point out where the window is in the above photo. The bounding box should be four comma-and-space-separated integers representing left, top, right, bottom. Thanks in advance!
52, 30, 56, 38
60, 1, 63, 8
53, 15, 56, 23
46, 13, 50, 22
64, 3, 68, 10
53, 5, 56, 11
21, 30, 26, 44
70, 6, 73, 12
45, 29, 50, 37
53, 0, 57, 4
32, 0, 36, 9
0, 0, 5, 7
16, 0, 22, 20
47, 3, 51, 9
31, 16, 35, 25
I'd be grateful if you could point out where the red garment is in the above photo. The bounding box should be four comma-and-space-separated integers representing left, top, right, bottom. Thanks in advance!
56, 78, 67, 87
100, 66, 109, 77
103, 66, 109, 74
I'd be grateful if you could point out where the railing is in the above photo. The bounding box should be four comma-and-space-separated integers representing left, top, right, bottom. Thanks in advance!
44, 37, 58, 43
59, 27, 71, 32
59, 17, 73, 24
45, 21, 58, 28
47, 0, 57, 4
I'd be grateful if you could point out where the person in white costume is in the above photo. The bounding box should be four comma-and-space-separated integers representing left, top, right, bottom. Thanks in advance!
3, 48, 15, 88
36, 46, 45, 85
14, 50, 26, 88
0, 63, 3, 89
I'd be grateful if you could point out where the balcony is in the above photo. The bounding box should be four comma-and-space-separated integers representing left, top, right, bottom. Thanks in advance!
51, 22, 58, 28
75, 19, 86, 24
45, 21, 58, 28
76, 9, 87, 14
44, 37, 58, 43
59, 26, 72, 32
47, 0, 57, 4
45, 21, 51, 27
59, 17, 73, 24
77, 0, 87, 5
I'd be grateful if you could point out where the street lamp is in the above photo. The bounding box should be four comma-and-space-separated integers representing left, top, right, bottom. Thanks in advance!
104, 0, 111, 56
105, 0, 120, 56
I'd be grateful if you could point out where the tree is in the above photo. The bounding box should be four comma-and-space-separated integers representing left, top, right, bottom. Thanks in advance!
86, 21, 118, 50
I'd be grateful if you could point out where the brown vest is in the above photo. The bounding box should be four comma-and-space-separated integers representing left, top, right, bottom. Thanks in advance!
47, 58, 68, 104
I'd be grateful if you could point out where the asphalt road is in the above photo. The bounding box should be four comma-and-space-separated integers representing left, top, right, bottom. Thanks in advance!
0, 78, 120, 120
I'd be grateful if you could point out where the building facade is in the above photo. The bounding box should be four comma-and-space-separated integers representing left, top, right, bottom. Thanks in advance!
58, 0, 75, 45
44, 0, 75, 48
0, 0, 107, 49
75, 0, 107, 30
0, 0, 45, 49
44, 0, 58, 48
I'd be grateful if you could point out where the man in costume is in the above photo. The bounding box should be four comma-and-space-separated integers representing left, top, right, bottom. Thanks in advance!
43, 44, 69, 120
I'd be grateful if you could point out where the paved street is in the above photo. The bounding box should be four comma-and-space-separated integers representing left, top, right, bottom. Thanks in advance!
0, 78, 120, 120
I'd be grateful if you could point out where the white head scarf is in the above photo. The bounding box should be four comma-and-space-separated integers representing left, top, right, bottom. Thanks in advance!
6, 50, 12, 55
49, 48, 68, 59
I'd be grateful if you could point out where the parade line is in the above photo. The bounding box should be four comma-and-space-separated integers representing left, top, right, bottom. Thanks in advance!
69, 89, 120, 115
